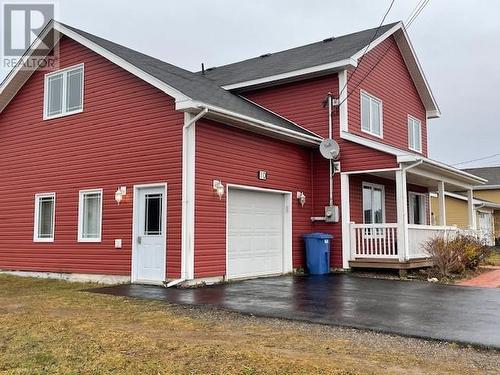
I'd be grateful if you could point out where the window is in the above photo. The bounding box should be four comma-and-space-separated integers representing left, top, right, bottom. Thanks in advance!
408, 116, 422, 152
144, 193, 163, 236
361, 91, 383, 137
78, 189, 102, 242
44, 64, 84, 119
34, 193, 55, 242
363, 183, 385, 225
409, 192, 426, 225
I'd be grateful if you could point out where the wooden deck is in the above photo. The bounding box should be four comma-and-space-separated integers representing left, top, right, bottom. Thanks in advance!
349, 258, 434, 276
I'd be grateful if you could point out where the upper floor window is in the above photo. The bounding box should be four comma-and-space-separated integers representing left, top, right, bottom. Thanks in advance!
360, 91, 383, 137
34, 193, 55, 242
44, 64, 84, 120
78, 189, 102, 242
408, 116, 422, 152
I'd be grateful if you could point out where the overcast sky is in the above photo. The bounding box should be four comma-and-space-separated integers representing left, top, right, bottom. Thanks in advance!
2, 0, 499, 168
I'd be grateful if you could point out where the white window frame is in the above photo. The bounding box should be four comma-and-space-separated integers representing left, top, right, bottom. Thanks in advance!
408, 115, 422, 153
362, 182, 386, 224
408, 192, 426, 225
43, 63, 84, 120
78, 188, 103, 243
360, 90, 383, 138
33, 192, 56, 242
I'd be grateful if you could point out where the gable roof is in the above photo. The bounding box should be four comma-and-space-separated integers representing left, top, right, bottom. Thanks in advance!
0, 21, 322, 146
200, 22, 398, 86
462, 166, 500, 188
199, 22, 440, 119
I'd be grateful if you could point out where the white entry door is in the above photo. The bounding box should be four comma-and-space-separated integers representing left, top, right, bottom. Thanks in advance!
133, 185, 166, 284
227, 187, 290, 280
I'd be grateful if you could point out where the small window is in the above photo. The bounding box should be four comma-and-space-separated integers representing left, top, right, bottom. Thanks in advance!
44, 64, 84, 120
408, 116, 422, 152
34, 193, 55, 242
144, 193, 163, 236
360, 91, 383, 137
78, 189, 102, 242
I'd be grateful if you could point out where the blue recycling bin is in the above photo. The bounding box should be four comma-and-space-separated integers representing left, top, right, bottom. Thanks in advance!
303, 233, 333, 275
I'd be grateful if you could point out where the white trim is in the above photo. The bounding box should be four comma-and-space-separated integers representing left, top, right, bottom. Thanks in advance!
131, 183, 168, 284
77, 188, 103, 243
33, 192, 56, 242
343, 167, 400, 175
362, 182, 386, 224
408, 191, 426, 225
395, 169, 409, 261
177, 101, 322, 146
181, 113, 197, 280
407, 115, 422, 153
351, 22, 403, 60
360, 90, 383, 138
0, 270, 130, 284
339, 131, 487, 186
338, 70, 349, 132
221, 58, 358, 90
43, 63, 84, 120
53, 22, 191, 103
226, 184, 293, 280
340, 173, 351, 268
0, 22, 62, 113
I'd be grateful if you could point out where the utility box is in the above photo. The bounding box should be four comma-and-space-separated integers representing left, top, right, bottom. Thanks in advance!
324, 205, 339, 222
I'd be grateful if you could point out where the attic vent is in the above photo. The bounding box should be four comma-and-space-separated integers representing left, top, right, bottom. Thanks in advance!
259, 53, 272, 58
322, 37, 335, 43
206, 67, 217, 71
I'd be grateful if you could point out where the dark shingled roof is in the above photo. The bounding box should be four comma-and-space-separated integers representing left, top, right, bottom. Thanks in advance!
199, 22, 399, 86
462, 167, 500, 186
60, 23, 319, 139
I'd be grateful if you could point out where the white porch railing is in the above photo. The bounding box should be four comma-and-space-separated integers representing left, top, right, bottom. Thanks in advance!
350, 223, 461, 261
350, 223, 399, 258
407, 224, 459, 259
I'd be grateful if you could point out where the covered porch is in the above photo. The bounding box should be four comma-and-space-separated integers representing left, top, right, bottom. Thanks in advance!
341, 155, 487, 272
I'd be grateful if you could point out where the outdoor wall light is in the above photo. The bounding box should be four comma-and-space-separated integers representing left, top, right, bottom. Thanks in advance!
297, 192, 306, 207
212, 180, 225, 200
115, 186, 127, 205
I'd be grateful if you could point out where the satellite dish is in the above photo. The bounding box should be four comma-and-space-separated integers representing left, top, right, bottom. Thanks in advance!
319, 138, 340, 160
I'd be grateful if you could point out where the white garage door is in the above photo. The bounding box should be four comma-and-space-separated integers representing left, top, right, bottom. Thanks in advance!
227, 188, 287, 279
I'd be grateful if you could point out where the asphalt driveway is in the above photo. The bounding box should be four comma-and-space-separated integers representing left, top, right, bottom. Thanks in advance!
91, 274, 500, 349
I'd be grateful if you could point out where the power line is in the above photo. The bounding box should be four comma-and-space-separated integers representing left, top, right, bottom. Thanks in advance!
338, 0, 396, 99
337, 0, 431, 108
453, 153, 500, 167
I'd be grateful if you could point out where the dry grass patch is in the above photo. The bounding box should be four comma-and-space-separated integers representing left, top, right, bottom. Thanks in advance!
0, 275, 498, 374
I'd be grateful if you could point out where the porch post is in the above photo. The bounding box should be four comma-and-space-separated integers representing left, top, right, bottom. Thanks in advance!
467, 189, 477, 229
438, 181, 446, 226
340, 173, 351, 269
395, 169, 409, 261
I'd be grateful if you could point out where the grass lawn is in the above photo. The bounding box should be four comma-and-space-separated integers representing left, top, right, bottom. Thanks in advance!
0, 275, 499, 374
487, 251, 500, 266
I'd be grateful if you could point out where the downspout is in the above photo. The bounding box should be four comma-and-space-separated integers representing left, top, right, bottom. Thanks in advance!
167, 107, 209, 288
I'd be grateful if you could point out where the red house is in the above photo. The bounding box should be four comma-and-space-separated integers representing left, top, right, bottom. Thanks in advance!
0, 21, 485, 284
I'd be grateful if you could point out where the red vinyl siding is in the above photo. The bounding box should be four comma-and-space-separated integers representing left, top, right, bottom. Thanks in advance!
347, 36, 428, 156
243, 75, 398, 267
0, 37, 184, 277
194, 120, 313, 278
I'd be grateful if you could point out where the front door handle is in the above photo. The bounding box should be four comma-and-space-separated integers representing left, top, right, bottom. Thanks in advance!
137, 236, 142, 244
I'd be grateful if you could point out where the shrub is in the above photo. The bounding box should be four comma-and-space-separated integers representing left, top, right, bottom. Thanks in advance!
424, 234, 492, 278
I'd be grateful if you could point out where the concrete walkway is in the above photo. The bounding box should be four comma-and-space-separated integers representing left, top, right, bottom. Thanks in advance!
459, 267, 500, 288
90, 274, 500, 349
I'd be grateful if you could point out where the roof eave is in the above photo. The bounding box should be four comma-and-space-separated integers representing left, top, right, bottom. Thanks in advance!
176, 100, 323, 147
221, 58, 357, 91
